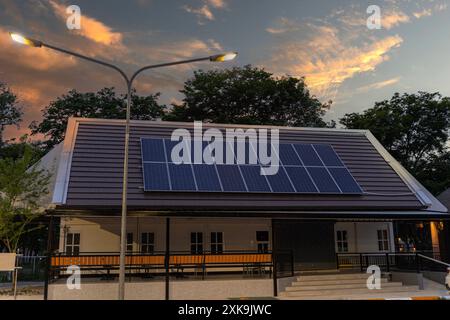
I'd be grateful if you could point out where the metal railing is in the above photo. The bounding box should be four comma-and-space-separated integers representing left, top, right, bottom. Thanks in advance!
0, 256, 47, 283
336, 251, 446, 273
48, 250, 278, 281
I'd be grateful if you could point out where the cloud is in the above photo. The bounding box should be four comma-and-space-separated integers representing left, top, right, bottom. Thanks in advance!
183, 0, 228, 24
356, 77, 401, 93
266, 19, 403, 101
413, 9, 433, 18
265, 17, 301, 34
207, 0, 227, 9
382, 10, 410, 29
183, 5, 215, 22
49, 0, 123, 46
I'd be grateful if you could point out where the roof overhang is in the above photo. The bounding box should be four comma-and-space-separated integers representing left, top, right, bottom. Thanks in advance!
47, 207, 450, 220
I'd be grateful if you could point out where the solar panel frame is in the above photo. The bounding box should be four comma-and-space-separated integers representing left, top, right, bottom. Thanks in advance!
140, 137, 364, 195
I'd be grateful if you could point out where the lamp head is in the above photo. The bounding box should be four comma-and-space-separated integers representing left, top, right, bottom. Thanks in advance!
10, 33, 42, 47
210, 52, 238, 62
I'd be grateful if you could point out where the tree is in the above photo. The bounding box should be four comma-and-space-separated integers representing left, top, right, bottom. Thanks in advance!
164, 65, 332, 127
0, 146, 51, 253
0, 83, 22, 146
30, 87, 165, 149
340, 92, 450, 172
0, 135, 45, 162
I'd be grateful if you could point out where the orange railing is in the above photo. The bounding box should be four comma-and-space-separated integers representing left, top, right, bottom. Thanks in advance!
50, 252, 272, 268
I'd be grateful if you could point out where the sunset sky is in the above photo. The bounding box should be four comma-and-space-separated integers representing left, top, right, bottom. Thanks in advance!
1, 0, 450, 141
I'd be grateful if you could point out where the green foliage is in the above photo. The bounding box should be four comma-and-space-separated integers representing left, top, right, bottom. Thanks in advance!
0, 146, 51, 252
0, 83, 22, 146
30, 87, 165, 149
165, 65, 333, 127
0, 135, 46, 162
414, 153, 450, 196
340, 91, 450, 195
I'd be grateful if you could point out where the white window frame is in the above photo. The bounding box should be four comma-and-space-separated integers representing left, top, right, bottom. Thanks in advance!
141, 232, 155, 254
256, 231, 270, 253
126, 232, 134, 252
191, 232, 203, 254
336, 230, 349, 253
65, 233, 80, 256
210, 232, 224, 254
377, 229, 389, 251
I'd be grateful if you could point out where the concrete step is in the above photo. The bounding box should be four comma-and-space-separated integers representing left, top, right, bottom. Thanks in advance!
291, 278, 388, 286
286, 281, 403, 292
296, 273, 369, 281
280, 285, 418, 298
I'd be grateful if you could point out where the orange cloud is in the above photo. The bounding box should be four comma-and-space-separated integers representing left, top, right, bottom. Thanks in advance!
49, 0, 123, 46
0, 28, 76, 71
356, 77, 401, 93
207, 0, 227, 9
183, 0, 228, 24
382, 10, 410, 29
268, 22, 403, 101
184, 5, 215, 21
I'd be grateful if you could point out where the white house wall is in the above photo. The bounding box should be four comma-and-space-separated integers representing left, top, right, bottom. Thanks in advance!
60, 218, 395, 254
334, 221, 395, 253
59, 217, 272, 253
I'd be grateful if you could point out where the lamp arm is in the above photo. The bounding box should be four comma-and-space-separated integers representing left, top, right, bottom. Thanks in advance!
42, 42, 130, 85
129, 56, 211, 84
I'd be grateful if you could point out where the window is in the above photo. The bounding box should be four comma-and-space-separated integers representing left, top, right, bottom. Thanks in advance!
210, 232, 224, 254
127, 233, 133, 252
377, 229, 389, 251
66, 233, 80, 256
141, 232, 154, 253
191, 232, 203, 254
256, 231, 269, 253
336, 230, 348, 252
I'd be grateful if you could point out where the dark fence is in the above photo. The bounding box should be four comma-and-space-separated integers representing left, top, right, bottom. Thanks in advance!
0, 256, 47, 283
337, 251, 449, 273
273, 249, 294, 279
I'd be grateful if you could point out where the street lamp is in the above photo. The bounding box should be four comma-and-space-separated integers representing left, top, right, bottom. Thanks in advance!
10, 32, 237, 300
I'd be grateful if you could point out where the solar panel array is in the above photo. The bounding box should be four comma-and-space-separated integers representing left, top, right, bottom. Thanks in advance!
140, 138, 363, 195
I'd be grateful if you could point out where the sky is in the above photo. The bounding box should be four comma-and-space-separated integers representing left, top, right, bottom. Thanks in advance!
1, 0, 450, 141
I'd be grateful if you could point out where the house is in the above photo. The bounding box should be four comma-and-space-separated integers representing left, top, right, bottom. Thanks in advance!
42, 117, 449, 299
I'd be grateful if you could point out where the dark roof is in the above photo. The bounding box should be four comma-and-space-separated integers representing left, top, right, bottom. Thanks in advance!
51, 118, 448, 216
438, 189, 450, 211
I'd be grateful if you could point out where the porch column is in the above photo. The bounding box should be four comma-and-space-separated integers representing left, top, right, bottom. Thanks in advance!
271, 219, 277, 297
430, 221, 441, 257
44, 215, 54, 301
165, 217, 170, 300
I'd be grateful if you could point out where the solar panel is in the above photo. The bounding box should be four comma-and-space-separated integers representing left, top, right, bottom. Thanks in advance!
216, 164, 247, 192
265, 167, 295, 193
142, 163, 170, 191
141, 137, 363, 195
278, 144, 302, 166
292, 144, 322, 166
284, 166, 318, 193
239, 165, 271, 192
141, 138, 166, 162
328, 167, 362, 194
307, 167, 341, 193
313, 144, 344, 167
168, 164, 197, 191
193, 164, 222, 191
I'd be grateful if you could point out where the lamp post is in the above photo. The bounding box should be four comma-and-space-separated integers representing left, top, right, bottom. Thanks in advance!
10, 32, 237, 300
